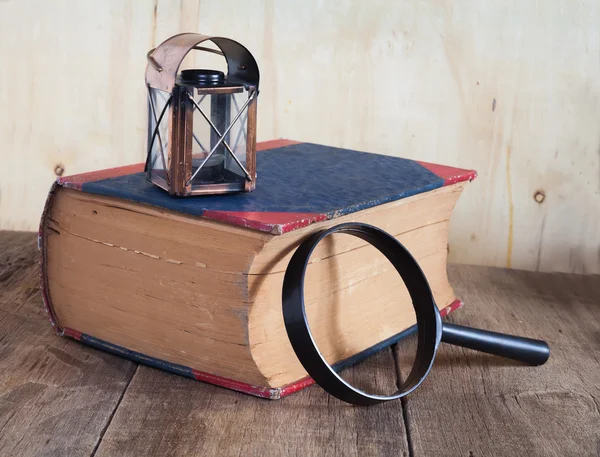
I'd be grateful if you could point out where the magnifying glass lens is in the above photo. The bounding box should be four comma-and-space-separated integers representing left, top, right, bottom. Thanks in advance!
284, 223, 549, 406
303, 231, 420, 397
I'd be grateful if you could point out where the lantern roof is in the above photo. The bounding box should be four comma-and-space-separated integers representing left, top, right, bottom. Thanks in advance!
146, 33, 260, 93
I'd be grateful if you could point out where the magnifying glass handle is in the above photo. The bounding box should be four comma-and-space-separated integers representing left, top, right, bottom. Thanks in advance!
441, 322, 550, 366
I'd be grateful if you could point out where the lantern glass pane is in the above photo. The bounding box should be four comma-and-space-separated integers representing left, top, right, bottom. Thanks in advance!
189, 87, 250, 188
147, 87, 170, 182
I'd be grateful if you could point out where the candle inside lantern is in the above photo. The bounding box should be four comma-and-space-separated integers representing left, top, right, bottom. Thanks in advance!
178, 69, 250, 187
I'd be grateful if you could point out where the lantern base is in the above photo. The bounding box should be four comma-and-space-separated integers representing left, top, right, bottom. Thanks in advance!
147, 172, 250, 196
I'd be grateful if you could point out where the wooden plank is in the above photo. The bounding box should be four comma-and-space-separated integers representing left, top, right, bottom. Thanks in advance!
395, 265, 600, 457
0, 232, 137, 457
93, 349, 410, 457
0, 0, 155, 232
2, 1, 600, 275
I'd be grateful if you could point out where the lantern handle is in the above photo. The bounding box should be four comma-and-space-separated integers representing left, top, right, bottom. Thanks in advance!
147, 46, 224, 72
145, 33, 259, 93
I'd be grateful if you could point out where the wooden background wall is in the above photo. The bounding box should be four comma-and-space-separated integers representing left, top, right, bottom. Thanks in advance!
1, 1, 599, 274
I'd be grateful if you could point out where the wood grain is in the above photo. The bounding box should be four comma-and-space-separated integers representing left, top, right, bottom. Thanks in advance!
0, 232, 137, 457
93, 350, 410, 457
1, 1, 599, 275
1, 232, 599, 456
396, 266, 600, 457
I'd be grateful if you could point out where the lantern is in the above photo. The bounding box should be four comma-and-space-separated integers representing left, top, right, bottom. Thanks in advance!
145, 33, 260, 196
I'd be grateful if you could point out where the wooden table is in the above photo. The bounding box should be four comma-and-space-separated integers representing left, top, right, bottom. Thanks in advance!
1, 231, 598, 457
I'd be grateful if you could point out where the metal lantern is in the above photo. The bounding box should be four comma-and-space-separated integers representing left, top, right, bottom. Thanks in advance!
145, 33, 260, 196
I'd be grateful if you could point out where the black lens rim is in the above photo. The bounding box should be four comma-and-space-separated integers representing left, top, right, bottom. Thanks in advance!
282, 222, 443, 405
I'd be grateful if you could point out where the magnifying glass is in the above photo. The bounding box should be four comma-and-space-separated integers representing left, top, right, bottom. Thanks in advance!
282, 222, 550, 406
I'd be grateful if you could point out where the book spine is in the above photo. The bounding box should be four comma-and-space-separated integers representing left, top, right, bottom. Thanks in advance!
38, 181, 64, 335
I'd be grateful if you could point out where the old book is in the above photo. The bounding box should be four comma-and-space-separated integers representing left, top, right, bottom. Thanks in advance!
39, 139, 475, 399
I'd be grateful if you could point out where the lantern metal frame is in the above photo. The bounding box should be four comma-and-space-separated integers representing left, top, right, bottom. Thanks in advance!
145, 33, 260, 196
